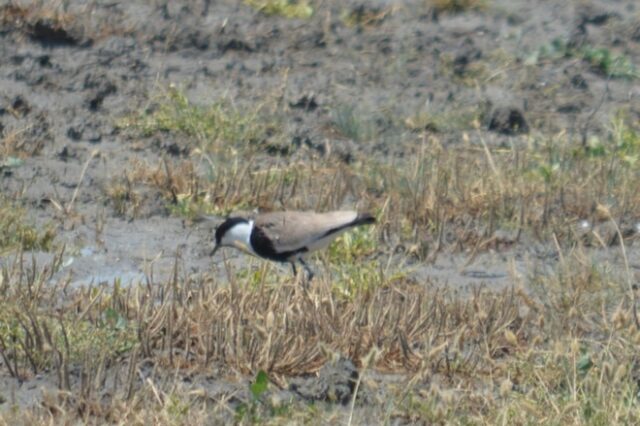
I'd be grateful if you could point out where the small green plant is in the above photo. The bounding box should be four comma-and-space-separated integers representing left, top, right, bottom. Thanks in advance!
609, 113, 640, 164
330, 105, 376, 142
326, 226, 377, 264
0, 298, 137, 380
66, 309, 137, 361
580, 114, 640, 165
428, 0, 486, 13
245, 0, 313, 19
236, 370, 271, 423
0, 196, 55, 253
581, 46, 638, 79
234, 262, 282, 289
166, 194, 210, 219
399, 390, 454, 424
118, 86, 275, 154
165, 394, 190, 421
251, 370, 269, 398
331, 261, 384, 299
532, 39, 638, 79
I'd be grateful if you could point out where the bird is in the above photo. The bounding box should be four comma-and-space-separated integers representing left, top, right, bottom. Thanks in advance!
210, 210, 376, 280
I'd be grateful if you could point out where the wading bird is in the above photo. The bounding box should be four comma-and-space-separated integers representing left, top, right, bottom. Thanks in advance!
211, 210, 375, 280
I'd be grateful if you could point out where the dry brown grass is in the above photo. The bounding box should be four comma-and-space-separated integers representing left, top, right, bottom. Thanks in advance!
1, 127, 43, 159
0, 2, 76, 31
106, 155, 367, 220
5, 83, 637, 422
78, 88, 640, 422
110, 115, 640, 262
113, 89, 640, 251
1, 240, 638, 423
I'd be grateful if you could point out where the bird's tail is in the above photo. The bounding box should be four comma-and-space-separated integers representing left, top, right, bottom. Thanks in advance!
353, 212, 376, 226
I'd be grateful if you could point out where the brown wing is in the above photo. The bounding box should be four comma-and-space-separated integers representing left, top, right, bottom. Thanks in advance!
254, 211, 359, 253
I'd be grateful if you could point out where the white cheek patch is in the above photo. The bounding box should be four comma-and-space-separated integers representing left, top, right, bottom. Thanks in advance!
224, 221, 256, 255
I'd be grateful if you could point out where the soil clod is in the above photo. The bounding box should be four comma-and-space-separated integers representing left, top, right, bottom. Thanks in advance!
290, 357, 359, 405
488, 106, 529, 135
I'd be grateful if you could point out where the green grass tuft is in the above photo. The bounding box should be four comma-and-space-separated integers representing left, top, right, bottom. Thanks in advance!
0, 196, 55, 253
428, 0, 486, 13
533, 39, 639, 79
245, 0, 313, 19
118, 86, 276, 154
330, 104, 377, 142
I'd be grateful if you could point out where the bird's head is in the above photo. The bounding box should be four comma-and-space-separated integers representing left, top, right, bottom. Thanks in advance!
211, 217, 252, 256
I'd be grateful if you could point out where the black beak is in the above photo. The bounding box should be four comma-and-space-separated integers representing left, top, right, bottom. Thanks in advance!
210, 245, 219, 256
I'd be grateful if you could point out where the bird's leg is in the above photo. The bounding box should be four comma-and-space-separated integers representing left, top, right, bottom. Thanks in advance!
290, 261, 297, 277
298, 258, 315, 282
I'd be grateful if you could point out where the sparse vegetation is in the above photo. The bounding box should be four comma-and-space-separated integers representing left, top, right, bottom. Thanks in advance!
105, 179, 142, 218
244, 0, 313, 19
1, 236, 638, 423
11, 85, 637, 421
341, 5, 393, 28
118, 86, 276, 155
116, 92, 640, 253
0, 1, 128, 44
428, 0, 486, 13
0, 196, 55, 253
580, 45, 638, 79
439, 52, 490, 86
533, 38, 639, 79
1, 125, 46, 159
3, 0, 640, 423
0, 3, 77, 38
330, 104, 377, 142
404, 106, 484, 133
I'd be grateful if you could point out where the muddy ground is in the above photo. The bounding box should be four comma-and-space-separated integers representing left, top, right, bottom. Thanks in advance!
1, 0, 639, 420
